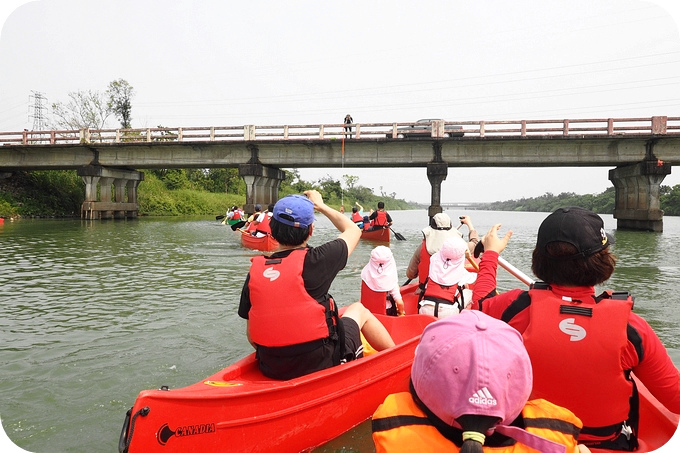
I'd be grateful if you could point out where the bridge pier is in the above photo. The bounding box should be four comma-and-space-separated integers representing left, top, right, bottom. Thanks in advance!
426, 161, 448, 219
238, 163, 286, 214
77, 165, 144, 220
608, 160, 671, 232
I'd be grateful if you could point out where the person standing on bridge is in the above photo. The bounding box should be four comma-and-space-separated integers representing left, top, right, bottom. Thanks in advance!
344, 114, 353, 139
471, 207, 680, 450
238, 190, 395, 380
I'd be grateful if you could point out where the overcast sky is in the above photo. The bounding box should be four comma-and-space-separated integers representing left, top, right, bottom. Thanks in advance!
1, 0, 680, 204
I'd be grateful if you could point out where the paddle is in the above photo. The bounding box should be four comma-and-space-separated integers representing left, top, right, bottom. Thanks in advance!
230, 220, 247, 231
216, 214, 226, 221
472, 241, 534, 287
390, 227, 406, 241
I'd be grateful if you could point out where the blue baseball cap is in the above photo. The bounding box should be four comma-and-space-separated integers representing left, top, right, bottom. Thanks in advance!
273, 195, 315, 228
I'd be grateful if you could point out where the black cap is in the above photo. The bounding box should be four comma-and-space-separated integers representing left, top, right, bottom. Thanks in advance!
536, 207, 614, 259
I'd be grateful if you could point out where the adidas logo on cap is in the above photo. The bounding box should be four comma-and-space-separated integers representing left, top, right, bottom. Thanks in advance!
469, 387, 497, 406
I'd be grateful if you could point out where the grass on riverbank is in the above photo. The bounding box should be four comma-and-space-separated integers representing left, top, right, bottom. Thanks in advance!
0, 171, 244, 218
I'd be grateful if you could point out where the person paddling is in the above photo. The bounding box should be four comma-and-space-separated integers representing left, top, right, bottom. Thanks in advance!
471, 207, 680, 450
418, 236, 477, 318
238, 191, 395, 380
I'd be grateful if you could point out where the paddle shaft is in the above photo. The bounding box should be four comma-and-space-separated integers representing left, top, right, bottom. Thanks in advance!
389, 227, 406, 241
497, 256, 535, 286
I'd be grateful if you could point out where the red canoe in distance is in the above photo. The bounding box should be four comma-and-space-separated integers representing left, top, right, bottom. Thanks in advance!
119, 312, 437, 453
361, 227, 390, 243
239, 231, 279, 252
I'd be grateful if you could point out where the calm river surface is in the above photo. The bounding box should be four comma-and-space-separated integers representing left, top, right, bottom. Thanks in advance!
1, 210, 679, 452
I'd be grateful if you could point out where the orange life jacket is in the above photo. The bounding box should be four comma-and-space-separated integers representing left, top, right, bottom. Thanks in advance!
505, 285, 638, 448
247, 249, 335, 347
372, 392, 582, 453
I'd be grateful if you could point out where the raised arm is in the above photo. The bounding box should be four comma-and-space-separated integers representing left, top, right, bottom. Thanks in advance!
305, 190, 361, 255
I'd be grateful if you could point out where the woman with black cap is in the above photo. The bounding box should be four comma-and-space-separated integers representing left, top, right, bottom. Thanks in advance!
471, 207, 680, 450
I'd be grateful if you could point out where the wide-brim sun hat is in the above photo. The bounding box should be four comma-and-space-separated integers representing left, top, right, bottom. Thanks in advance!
361, 245, 398, 292
428, 236, 474, 286
422, 213, 463, 255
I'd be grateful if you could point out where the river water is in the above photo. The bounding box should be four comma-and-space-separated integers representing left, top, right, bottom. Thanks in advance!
1, 210, 679, 453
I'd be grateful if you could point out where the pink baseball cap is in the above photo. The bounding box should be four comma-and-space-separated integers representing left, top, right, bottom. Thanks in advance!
361, 246, 398, 292
428, 236, 475, 286
411, 311, 569, 452
412, 310, 532, 426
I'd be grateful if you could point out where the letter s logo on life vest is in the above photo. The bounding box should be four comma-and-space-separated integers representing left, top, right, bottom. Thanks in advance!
262, 267, 280, 281
559, 318, 586, 342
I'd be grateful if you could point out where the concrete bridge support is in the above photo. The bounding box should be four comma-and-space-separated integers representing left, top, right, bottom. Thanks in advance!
426, 161, 448, 220
77, 165, 144, 219
238, 163, 286, 214
608, 160, 671, 232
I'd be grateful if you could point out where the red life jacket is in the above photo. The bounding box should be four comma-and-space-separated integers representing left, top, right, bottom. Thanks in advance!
506, 285, 638, 448
374, 210, 388, 227
256, 212, 272, 234
231, 210, 241, 220
248, 249, 335, 347
351, 211, 363, 223
245, 213, 259, 232
417, 239, 431, 289
361, 281, 387, 315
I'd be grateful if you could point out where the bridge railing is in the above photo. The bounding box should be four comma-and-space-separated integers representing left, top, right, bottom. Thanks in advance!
2, 116, 679, 145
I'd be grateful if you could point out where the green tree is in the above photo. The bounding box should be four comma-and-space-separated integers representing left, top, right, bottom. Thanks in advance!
107, 79, 134, 129
661, 184, 680, 216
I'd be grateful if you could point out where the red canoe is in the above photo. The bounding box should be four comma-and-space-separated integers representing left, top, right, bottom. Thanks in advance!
239, 231, 279, 252
119, 312, 437, 453
361, 227, 390, 243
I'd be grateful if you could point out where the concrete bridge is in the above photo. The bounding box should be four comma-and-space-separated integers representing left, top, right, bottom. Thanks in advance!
1, 117, 678, 230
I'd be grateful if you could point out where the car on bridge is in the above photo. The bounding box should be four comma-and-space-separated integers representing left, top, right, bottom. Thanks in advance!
390, 119, 464, 139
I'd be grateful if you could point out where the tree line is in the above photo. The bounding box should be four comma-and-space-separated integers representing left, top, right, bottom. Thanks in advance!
476, 185, 680, 216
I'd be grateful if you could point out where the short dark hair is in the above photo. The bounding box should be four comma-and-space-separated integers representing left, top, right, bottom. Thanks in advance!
270, 217, 311, 246
531, 242, 616, 286
352, 207, 358, 213
378, 202, 385, 209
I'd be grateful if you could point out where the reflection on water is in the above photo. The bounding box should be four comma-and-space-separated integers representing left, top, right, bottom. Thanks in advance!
1, 212, 678, 453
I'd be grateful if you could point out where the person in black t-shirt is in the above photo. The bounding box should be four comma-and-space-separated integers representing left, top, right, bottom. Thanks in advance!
239, 190, 395, 380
